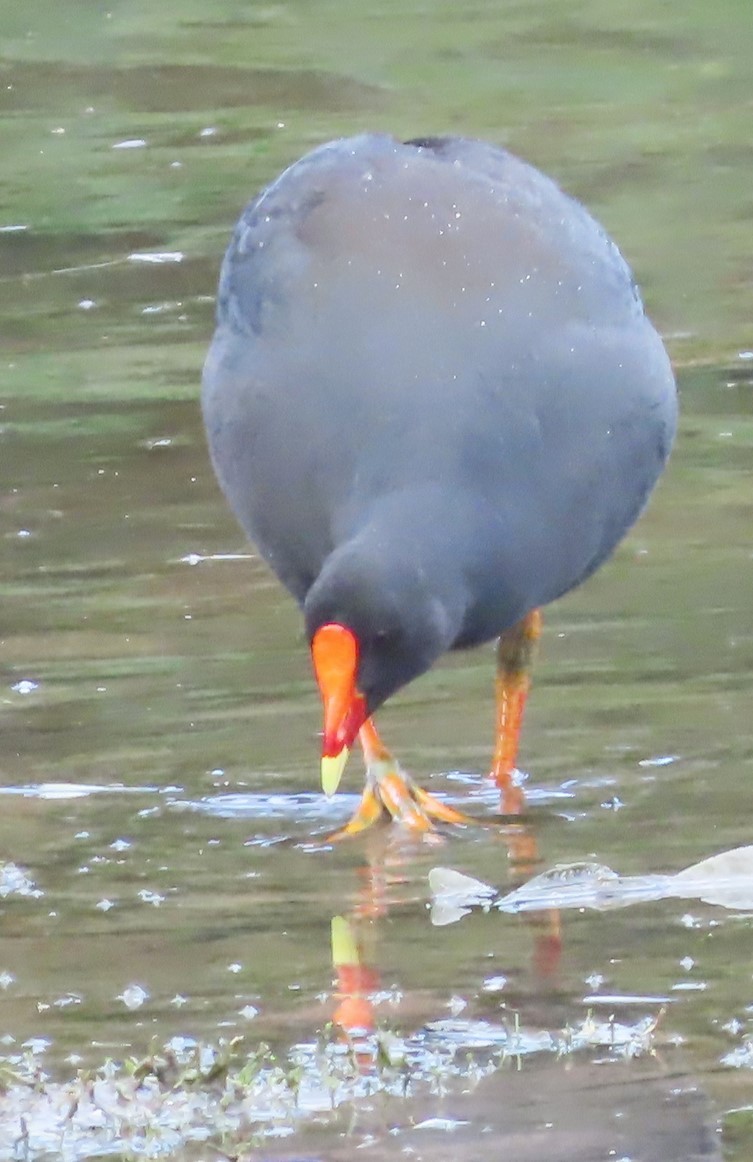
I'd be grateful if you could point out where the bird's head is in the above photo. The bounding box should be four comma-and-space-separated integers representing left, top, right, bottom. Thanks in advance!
304, 546, 463, 795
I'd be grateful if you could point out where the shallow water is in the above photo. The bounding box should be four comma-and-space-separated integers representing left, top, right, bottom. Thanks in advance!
2, 1, 753, 1158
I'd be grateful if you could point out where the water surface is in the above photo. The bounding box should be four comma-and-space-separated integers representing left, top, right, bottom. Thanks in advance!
1, 1, 753, 1157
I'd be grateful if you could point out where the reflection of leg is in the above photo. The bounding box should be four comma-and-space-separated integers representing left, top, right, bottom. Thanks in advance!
328, 718, 471, 840
531, 908, 562, 978
491, 609, 542, 814
505, 821, 562, 979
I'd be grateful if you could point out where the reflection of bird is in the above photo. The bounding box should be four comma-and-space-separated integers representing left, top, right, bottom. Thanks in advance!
202, 134, 677, 836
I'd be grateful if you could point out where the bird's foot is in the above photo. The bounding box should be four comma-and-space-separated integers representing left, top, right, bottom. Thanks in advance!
328, 759, 471, 841
492, 767, 526, 816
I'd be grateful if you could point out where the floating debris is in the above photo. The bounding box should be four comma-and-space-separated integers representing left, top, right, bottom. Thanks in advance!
430, 845, 753, 926
128, 251, 184, 264
117, 984, 149, 1010
0, 863, 43, 899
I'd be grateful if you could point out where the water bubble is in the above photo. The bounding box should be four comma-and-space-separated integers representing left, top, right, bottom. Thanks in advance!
118, 984, 149, 1010
138, 890, 165, 907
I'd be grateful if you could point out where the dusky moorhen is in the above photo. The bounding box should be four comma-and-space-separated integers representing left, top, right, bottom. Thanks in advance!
202, 134, 677, 836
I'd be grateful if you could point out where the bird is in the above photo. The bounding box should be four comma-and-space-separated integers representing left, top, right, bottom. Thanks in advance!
202, 133, 677, 838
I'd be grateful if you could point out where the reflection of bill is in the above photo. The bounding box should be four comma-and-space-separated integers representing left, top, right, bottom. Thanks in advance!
331, 914, 380, 1038
430, 843, 753, 925
329, 821, 563, 1055
329, 832, 398, 1059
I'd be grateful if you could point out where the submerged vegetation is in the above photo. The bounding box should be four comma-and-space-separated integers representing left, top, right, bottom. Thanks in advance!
0, 1012, 668, 1160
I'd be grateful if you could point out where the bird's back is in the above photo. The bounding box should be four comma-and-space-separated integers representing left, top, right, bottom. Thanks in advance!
202, 134, 676, 629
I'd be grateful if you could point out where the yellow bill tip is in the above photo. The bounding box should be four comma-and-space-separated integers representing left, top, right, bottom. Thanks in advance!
321, 747, 349, 797
331, 915, 358, 966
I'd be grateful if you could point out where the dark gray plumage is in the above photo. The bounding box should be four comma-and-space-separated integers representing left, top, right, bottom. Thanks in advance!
202, 134, 676, 715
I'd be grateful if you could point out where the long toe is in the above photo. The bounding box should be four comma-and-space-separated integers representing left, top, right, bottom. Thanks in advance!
328, 759, 473, 841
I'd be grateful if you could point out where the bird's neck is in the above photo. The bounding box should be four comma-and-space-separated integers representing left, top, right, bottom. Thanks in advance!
331, 484, 481, 642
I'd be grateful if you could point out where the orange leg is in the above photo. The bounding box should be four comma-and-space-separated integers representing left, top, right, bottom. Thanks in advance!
327, 718, 471, 841
491, 609, 542, 814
